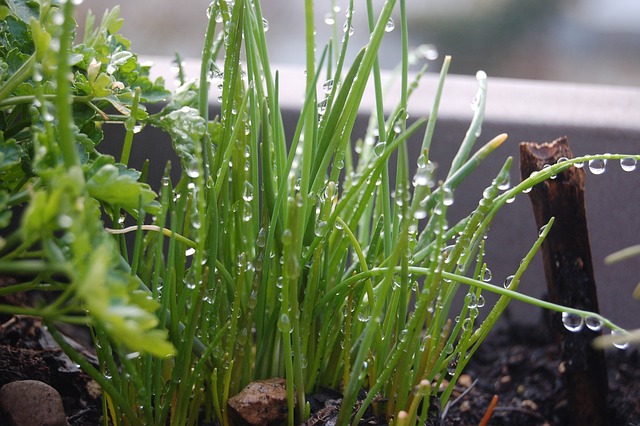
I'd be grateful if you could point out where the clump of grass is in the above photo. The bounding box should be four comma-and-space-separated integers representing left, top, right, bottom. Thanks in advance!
0, 0, 637, 425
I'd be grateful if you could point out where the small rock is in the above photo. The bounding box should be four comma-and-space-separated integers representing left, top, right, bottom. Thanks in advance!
227, 377, 294, 426
457, 373, 473, 388
0, 380, 70, 426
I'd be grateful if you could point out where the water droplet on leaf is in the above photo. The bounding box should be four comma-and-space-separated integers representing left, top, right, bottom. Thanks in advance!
442, 186, 454, 206
342, 21, 354, 36
588, 159, 607, 175
324, 12, 335, 25
503, 275, 514, 289
620, 157, 637, 172
611, 329, 629, 349
373, 141, 386, 157
385, 17, 395, 32
561, 312, 584, 332
585, 316, 603, 331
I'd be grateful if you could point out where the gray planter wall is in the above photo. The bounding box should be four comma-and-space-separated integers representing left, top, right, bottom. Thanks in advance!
101, 58, 640, 330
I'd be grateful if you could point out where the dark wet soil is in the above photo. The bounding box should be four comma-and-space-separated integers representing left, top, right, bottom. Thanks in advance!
440, 320, 640, 425
0, 307, 638, 425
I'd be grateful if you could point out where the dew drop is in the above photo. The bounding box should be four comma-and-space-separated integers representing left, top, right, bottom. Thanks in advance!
185, 247, 196, 257
281, 229, 292, 245
256, 227, 266, 248
620, 157, 637, 172
442, 186, 454, 206
465, 293, 477, 309
476, 295, 486, 308
185, 159, 201, 178
385, 17, 395, 32
357, 305, 371, 322
611, 329, 630, 349
262, 17, 269, 32
539, 224, 548, 237
278, 313, 292, 334
497, 173, 511, 191
462, 318, 472, 331
413, 208, 428, 220
52, 10, 64, 25
324, 12, 335, 25
342, 21, 354, 36
373, 141, 386, 157
585, 316, 603, 332
242, 203, 252, 222
243, 181, 254, 201
206, 2, 215, 19
561, 312, 584, 332
322, 79, 334, 94
314, 220, 328, 237
503, 275, 514, 289
413, 163, 435, 187
482, 268, 492, 282
483, 186, 497, 200
418, 44, 439, 60
447, 354, 459, 375
317, 98, 328, 115
588, 158, 607, 175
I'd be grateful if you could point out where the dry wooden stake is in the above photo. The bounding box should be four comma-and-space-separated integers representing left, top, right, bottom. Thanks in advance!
520, 136, 609, 426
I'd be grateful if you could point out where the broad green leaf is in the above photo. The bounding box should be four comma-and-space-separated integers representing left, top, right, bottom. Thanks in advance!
0, 146, 23, 191
86, 163, 159, 214
21, 166, 85, 245
1, 0, 38, 25
101, 6, 124, 35
158, 106, 206, 171
107, 50, 134, 74
75, 243, 174, 357
0, 15, 33, 56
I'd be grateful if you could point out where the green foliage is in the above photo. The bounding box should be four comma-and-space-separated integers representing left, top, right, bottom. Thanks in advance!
0, 0, 637, 425
0, 0, 173, 358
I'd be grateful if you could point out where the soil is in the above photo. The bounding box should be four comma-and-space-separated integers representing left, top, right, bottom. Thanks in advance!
440, 318, 640, 425
0, 303, 638, 425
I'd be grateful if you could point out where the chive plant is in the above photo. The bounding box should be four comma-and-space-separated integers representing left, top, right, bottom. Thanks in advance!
0, 0, 637, 425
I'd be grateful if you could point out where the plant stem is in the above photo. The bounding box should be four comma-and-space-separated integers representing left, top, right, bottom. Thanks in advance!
0, 54, 35, 101
119, 87, 141, 166
56, 0, 80, 169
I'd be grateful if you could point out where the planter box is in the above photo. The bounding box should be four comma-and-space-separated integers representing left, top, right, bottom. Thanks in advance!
101, 56, 640, 330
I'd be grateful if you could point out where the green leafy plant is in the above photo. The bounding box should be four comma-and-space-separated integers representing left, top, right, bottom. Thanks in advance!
1, 0, 637, 425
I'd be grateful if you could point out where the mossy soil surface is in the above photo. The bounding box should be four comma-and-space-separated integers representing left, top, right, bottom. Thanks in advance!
0, 302, 638, 425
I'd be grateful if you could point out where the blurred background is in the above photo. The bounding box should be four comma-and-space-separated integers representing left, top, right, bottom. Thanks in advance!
76, 0, 640, 86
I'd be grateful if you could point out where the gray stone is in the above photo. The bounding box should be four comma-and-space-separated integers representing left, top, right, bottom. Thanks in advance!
0, 380, 69, 426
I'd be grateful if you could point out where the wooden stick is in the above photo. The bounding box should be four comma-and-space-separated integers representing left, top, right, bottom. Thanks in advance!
478, 395, 498, 426
520, 136, 609, 426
